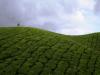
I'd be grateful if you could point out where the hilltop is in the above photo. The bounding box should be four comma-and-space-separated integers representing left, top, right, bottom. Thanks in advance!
0, 27, 100, 75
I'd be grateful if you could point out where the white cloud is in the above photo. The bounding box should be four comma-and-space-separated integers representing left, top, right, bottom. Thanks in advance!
58, 28, 90, 35
55, 9, 95, 35
70, 11, 85, 23
0, 0, 98, 35
78, 0, 95, 10
23, 0, 96, 35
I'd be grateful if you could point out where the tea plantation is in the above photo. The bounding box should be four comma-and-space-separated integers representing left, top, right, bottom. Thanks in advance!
0, 27, 100, 75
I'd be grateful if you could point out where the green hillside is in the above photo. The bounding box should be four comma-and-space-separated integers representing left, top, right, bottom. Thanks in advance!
70, 33, 100, 50
0, 27, 100, 75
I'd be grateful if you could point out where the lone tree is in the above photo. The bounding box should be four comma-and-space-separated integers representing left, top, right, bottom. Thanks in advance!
17, 23, 20, 27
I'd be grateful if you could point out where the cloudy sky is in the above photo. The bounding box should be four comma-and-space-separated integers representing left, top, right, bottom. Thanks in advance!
0, 0, 100, 35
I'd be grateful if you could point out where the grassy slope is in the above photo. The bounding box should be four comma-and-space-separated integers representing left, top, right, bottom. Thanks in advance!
0, 27, 100, 75
70, 33, 100, 50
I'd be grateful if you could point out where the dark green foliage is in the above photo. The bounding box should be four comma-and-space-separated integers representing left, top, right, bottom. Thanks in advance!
0, 27, 100, 75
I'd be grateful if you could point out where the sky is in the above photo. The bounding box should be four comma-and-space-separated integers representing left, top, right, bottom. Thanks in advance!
0, 0, 100, 35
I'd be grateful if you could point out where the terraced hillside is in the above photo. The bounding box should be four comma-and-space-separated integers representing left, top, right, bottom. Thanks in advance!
70, 33, 100, 51
0, 27, 100, 75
